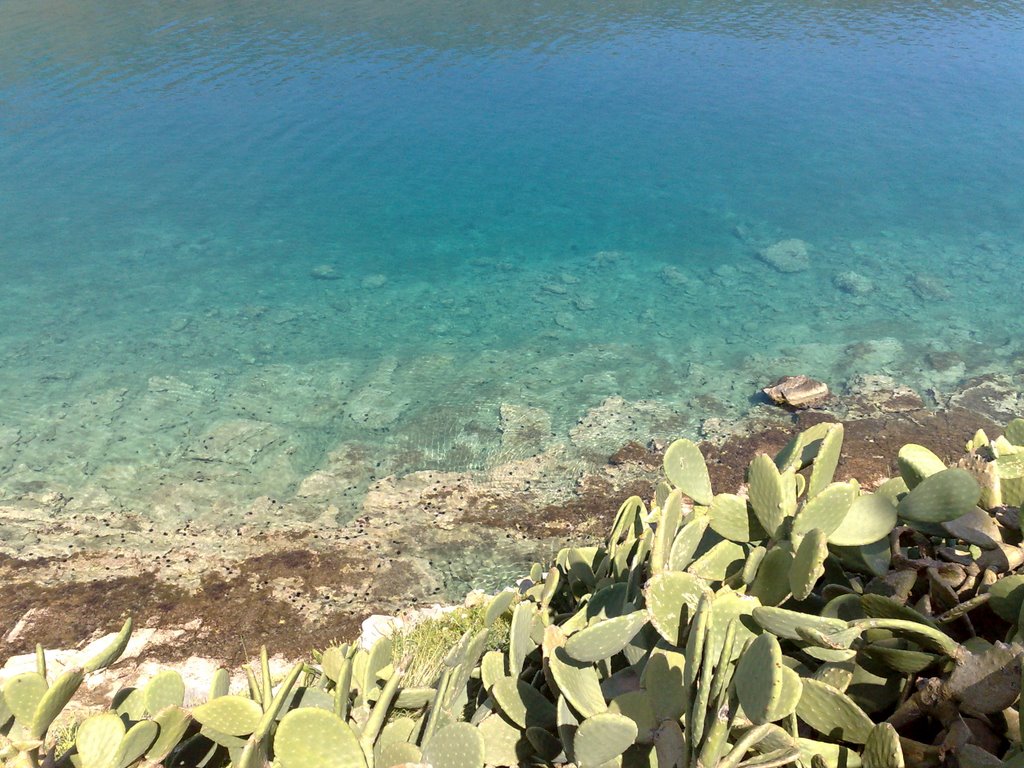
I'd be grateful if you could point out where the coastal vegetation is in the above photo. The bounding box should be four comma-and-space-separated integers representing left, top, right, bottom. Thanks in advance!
3, 419, 1024, 768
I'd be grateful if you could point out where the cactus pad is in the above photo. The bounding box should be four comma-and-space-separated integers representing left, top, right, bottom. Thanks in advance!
565, 610, 649, 663
748, 454, 795, 537
573, 712, 638, 768
663, 438, 713, 506
492, 676, 557, 729
863, 723, 904, 768
796, 678, 874, 744
30, 666, 84, 739
708, 493, 766, 542
668, 514, 710, 571
735, 633, 784, 724
3, 672, 46, 725
421, 722, 485, 768
897, 468, 981, 523
547, 645, 607, 719
484, 591, 515, 627
793, 481, 856, 537
790, 528, 828, 601
644, 571, 712, 645
143, 669, 185, 715
75, 713, 126, 768
82, 618, 133, 674
808, 423, 844, 499
275, 708, 366, 768
827, 493, 897, 547
897, 444, 946, 489
192, 695, 263, 736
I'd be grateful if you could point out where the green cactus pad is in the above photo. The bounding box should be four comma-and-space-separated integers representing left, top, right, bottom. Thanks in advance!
790, 528, 828, 601
573, 712, 638, 768
751, 606, 847, 641
807, 423, 844, 499
795, 679, 875, 744
706, 589, 760, 663
874, 476, 909, 505
146, 706, 193, 763
707, 493, 766, 542
748, 545, 794, 607
525, 726, 563, 762
0, 690, 13, 728
76, 713, 125, 768
3, 672, 46, 725
897, 468, 981, 524
82, 618, 133, 674
421, 722, 485, 768
742, 545, 767, 585
279, 685, 336, 717
113, 719, 159, 768
651, 488, 684, 575
997, 452, 1024, 480
192, 694, 263, 736
209, 668, 231, 700
827, 493, 897, 547
143, 669, 186, 715
480, 650, 506, 691
509, 602, 538, 677
793, 481, 856, 537
379, 741, 423, 768
862, 723, 904, 768
320, 646, 347, 683
565, 611, 649, 663
735, 633, 785, 725
897, 444, 946, 489
30, 666, 84, 739
668, 514, 710, 571
1004, 418, 1024, 445
774, 422, 835, 473
663, 439, 713, 506
748, 454, 796, 537
547, 646, 607, 719
859, 594, 938, 626
609, 690, 657, 745
476, 714, 522, 768
484, 591, 516, 627
859, 644, 938, 675
393, 686, 435, 709
642, 647, 687, 722
985, 573, 1024, 621
830, 537, 891, 578
644, 571, 712, 645
275, 708, 366, 768
491, 676, 557, 729
797, 738, 863, 768
688, 540, 746, 583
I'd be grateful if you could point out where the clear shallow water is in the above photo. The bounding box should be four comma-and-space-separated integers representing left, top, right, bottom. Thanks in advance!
2, 1, 1024, 535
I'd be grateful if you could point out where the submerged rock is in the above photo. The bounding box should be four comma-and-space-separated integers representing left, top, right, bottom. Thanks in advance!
758, 238, 811, 273
310, 264, 340, 280
762, 375, 830, 408
834, 270, 873, 296
908, 274, 952, 301
361, 273, 388, 289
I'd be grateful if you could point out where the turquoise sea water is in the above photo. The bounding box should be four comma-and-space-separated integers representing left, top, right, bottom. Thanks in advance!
2, 1, 1024, 543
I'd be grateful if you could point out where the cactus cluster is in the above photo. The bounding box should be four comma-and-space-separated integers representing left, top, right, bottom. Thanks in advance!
4, 418, 1024, 767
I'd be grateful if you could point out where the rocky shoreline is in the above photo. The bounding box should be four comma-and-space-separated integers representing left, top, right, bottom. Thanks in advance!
2, 372, 1022, 676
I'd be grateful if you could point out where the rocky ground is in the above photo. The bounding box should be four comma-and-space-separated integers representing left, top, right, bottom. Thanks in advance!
2, 372, 1022, 685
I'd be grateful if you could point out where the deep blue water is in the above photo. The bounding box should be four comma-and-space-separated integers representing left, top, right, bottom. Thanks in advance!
1, 0, 1023, 529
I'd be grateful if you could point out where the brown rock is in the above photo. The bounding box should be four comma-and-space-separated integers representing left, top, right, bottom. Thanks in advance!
762, 375, 830, 409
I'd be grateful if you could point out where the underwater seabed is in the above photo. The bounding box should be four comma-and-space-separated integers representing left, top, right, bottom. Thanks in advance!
2, 221, 1024, 596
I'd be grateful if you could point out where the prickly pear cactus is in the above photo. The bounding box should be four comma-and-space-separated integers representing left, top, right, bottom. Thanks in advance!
6, 417, 1024, 768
